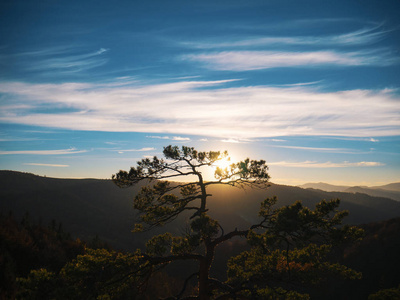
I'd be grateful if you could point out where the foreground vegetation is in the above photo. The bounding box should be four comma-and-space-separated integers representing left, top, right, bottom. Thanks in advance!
2, 213, 400, 299
0, 213, 180, 299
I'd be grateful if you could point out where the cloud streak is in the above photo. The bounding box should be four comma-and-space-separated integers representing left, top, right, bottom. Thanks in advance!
183, 49, 397, 71
146, 136, 191, 141
182, 25, 391, 49
0, 80, 399, 138
113, 147, 155, 153
23, 163, 69, 167
269, 161, 385, 168
0, 148, 87, 155
28, 48, 109, 73
0, 47, 109, 74
271, 145, 359, 154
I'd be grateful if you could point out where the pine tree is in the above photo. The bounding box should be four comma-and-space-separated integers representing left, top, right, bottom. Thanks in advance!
113, 145, 362, 299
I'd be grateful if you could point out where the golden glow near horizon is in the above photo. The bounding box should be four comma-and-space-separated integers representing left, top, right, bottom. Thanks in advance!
213, 156, 234, 171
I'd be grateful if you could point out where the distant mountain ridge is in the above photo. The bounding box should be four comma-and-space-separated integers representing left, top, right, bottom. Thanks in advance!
370, 182, 400, 192
1, 170, 400, 251
299, 182, 400, 201
299, 182, 350, 192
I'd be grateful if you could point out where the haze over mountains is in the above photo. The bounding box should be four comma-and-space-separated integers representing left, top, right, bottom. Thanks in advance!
299, 182, 400, 201
1, 170, 400, 251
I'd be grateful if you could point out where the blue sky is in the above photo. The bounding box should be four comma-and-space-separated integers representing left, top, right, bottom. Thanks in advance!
0, 0, 399, 185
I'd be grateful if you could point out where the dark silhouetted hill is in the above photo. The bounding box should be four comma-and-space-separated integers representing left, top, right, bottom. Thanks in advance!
0, 171, 143, 250
1, 170, 400, 251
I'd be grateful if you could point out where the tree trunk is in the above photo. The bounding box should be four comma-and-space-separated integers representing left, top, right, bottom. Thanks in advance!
198, 242, 215, 300
198, 259, 210, 300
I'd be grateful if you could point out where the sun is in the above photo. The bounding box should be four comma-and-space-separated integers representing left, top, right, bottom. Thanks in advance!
214, 156, 234, 171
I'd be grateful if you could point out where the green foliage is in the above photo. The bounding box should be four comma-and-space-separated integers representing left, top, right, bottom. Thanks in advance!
256, 287, 310, 300
171, 236, 195, 256
59, 248, 145, 299
225, 199, 362, 298
17, 268, 59, 300
17, 248, 149, 300
146, 233, 173, 256
190, 214, 220, 240
227, 243, 361, 298
143, 214, 222, 257
368, 285, 400, 300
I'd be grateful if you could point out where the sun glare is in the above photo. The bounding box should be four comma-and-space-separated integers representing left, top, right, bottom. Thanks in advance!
214, 156, 234, 171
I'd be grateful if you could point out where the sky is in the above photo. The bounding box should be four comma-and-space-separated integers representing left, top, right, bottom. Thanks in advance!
0, 0, 399, 186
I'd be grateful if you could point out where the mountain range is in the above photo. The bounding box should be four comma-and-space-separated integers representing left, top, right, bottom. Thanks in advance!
1, 170, 400, 252
299, 182, 400, 201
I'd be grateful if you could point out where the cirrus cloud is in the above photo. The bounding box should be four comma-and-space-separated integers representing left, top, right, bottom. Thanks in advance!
268, 161, 385, 168
0, 148, 87, 155
0, 80, 399, 139
23, 163, 69, 167
112, 147, 155, 153
180, 24, 391, 49
182, 49, 397, 71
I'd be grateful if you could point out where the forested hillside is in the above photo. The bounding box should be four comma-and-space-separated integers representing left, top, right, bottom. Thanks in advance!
1, 170, 400, 251
0, 213, 85, 299
311, 217, 400, 299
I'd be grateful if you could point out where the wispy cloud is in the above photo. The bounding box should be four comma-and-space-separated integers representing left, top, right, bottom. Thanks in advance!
113, 147, 155, 154
0, 137, 39, 142
23, 163, 69, 167
21, 46, 78, 57
269, 161, 385, 168
0, 80, 399, 138
146, 135, 191, 141
172, 136, 191, 141
323, 137, 380, 142
105, 142, 120, 145
1, 46, 109, 74
221, 138, 246, 143
179, 22, 398, 71
28, 48, 109, 73
182, 25, 391, 49
147, 136, 171, 140
183, 49, 397, 71
264, 138, 286, 142
0, 148, 86, 155
221, 139, 240, 143
272, 145, 356, 153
